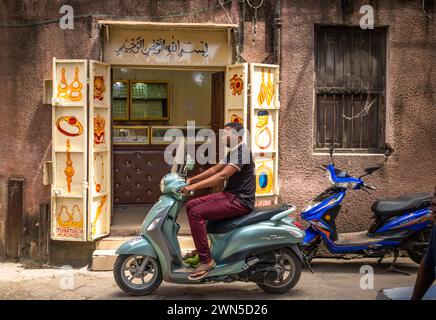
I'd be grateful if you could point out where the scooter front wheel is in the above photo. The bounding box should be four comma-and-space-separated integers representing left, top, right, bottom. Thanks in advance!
114, 254, 162, 296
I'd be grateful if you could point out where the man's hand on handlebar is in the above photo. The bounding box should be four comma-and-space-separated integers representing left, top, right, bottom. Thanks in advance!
180, 185, 195, 196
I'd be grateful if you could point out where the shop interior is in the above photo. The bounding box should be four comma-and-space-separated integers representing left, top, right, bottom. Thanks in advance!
111, 67, 224, 235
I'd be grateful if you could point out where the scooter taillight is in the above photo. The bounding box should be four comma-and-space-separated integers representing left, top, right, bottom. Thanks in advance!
293, 221, 305, 230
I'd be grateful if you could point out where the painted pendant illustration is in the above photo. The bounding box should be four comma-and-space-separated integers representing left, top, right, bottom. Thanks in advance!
69, 67, 83, 101
231, 114, 243, 124
256, 162, 273, 194
255, 110, 272, 150
92, 196, 107, 236
64, 139, 75, 193
93, 113, 105, 145
257, 68, 267, 106
57, 68, 69, 99
56, 116, 83, 137
94, 75, 105, 101
230, 74, 243, 96
93, 153, 104, 193
266, 69, 274, 106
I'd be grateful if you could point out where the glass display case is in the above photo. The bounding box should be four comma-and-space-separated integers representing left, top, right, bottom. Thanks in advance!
150, 126, 211, 144
112, 80, 129, 120
113, 126, 149, 144
130, 81, 169, 120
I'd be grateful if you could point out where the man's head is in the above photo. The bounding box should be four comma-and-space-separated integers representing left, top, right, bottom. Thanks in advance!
223, 122, 244, 147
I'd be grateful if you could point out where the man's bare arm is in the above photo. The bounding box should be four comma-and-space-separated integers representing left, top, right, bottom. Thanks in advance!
184, 165, 238, 192
188, 163, 226, 184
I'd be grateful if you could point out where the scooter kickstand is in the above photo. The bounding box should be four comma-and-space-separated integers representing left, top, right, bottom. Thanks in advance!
385, 250, 410, 276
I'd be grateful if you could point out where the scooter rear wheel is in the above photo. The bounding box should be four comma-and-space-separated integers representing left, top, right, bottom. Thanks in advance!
256, 248, 302, 294
114, 254, 162, 296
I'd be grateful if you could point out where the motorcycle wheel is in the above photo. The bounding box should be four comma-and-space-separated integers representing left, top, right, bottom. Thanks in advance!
256, 248, 302, 294
114, 254, 162, 296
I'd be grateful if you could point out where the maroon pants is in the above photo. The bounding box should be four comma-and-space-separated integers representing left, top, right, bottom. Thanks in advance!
186, 192, 251, 264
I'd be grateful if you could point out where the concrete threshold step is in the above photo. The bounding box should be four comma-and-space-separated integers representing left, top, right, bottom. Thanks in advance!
91, 235, 195, 271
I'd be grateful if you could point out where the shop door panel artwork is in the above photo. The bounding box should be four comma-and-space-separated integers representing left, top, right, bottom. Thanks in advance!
88, 60, 111, 240
51, 59, 88, 241
225, 63, 248, 141
53, 61, 87, 106
249, 64, 280, 207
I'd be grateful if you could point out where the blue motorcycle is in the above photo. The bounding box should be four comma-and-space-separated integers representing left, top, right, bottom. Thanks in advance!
300, 147, 433, 272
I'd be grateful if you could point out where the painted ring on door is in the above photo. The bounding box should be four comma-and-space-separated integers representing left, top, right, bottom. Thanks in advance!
56, 116, 83, 137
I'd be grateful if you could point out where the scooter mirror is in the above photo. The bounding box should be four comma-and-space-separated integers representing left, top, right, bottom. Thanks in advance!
185, 155, 195, 171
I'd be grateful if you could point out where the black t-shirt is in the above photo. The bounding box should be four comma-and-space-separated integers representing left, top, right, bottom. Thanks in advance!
221, 143, 256, 209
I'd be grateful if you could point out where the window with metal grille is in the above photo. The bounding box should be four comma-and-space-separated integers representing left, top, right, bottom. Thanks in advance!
314, 26, 387, 152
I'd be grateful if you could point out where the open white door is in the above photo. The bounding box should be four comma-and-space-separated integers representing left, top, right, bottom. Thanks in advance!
51, 58, 112, 241
225, 63, 248, 141
249, 64, 280, 207
51, 58, 89, 241
88, 60, 111, 240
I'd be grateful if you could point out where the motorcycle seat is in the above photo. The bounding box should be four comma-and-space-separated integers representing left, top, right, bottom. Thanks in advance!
207, 204, 289, 234
371, 192, 432, 221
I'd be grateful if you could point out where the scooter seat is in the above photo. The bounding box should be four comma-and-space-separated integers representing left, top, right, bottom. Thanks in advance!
371, 192, 432, 221
207, 204, 289, 234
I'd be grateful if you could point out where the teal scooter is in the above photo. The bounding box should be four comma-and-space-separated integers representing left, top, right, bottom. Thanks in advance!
113, 156, 307, 296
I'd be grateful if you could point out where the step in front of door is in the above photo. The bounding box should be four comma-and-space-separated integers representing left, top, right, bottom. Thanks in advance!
91, 236, 195, 271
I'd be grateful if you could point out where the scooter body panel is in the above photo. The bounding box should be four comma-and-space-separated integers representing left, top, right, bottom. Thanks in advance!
115, 236, 157, 258
210, 218, 304, 264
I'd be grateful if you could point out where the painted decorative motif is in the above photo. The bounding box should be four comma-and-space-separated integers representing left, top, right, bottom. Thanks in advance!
57, 68, 69, 99
257, 68, 267, 106
68, 67, 83, 102
64, 139, 74, 193
93, 113, 105, 145
92, 195, 107, 236
56, 116, 83, 137
93, 75, 106, 101
257, 68, 275, 107
255, 110, 272, 150
256, 162, 273, 194
93, 153, 104, 193
230, 74, 243, 96
56, 204, 83, 229
230, 114, 243, 124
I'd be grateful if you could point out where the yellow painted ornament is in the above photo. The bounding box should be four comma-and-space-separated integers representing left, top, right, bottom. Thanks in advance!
256, 162, 273, 194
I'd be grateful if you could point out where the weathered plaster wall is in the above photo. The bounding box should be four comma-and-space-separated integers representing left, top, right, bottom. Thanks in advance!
0, 0, 434, 262
279, 0, 436, 232
0, 0, 244, 261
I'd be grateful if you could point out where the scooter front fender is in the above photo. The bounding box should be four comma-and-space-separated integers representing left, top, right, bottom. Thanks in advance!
115, 236, 157, 258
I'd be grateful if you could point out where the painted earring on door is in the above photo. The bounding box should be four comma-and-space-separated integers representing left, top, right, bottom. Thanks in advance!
57, 68, 69, 99
257, 68, 267, 106
69, 67, 83, 101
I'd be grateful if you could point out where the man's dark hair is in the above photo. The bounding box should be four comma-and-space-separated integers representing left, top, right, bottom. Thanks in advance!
224, 122, 244, 138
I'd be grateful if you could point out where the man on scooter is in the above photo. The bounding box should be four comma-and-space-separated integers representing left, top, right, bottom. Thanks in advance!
181, 122, 255, 280
411, 187, 436, 299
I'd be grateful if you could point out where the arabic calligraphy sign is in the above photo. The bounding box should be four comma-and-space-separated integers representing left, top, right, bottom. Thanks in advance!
104, 28, 232, 66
